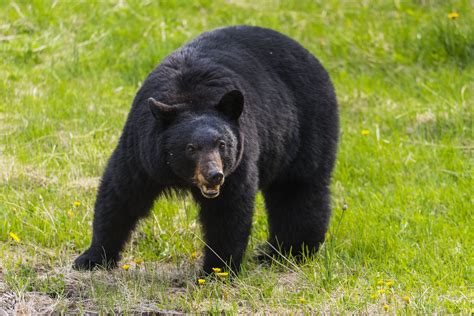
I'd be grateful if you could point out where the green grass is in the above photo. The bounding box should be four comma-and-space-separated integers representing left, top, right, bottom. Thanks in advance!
1, 0, 473, 313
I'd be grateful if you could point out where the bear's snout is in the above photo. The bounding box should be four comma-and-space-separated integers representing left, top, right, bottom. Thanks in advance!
194, 151, 225, 199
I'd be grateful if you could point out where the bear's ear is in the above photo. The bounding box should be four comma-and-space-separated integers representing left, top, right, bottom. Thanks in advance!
216, 90, 244, 121
148, 97, 178, 121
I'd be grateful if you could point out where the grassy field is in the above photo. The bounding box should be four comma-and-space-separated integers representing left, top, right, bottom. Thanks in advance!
1, 0, 473, 313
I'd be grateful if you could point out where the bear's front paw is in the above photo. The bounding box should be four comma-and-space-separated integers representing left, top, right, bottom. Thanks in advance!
72, 249, 116, 271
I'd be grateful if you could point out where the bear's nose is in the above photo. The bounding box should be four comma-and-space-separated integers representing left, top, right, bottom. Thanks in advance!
208, 171, 224, 185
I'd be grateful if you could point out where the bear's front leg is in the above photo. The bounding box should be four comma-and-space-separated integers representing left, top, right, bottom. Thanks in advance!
73, 146, 161, 270
194, 173, 257, 275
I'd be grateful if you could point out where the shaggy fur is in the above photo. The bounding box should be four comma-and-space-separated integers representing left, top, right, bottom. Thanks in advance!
73, 25, 339, 274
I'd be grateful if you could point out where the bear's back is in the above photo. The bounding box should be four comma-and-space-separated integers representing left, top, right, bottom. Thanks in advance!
190, 25, 332, 94
182, 26, 336, 122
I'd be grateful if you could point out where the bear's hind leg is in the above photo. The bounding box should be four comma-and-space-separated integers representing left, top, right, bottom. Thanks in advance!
262, 181, 331, 261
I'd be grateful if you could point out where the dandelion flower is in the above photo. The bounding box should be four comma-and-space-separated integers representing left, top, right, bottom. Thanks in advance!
299, 297, 306, 304
383, 304, 389, 311
67, 210, 74, 218
133, 259, 143, 265
378, 289, 386, 294
402, 295, 410, 303
215, 272, 229, 277
212, 267, 221, 273
377, 280, 385, 286
198, 278, 206, 285
190, 251, 198, 260
73, 201, 81, 207
448, 12, 459, 19
371, 293, 379, 299
121, 264, 130, 271
361, 129, 370, 136
386, 280, 394, 287
9, 232, 20, 242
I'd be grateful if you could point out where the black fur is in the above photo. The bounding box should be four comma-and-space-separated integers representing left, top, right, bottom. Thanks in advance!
73, 26, 339, 274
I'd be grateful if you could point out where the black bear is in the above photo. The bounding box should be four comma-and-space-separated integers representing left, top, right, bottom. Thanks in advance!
73, 25, 339, 275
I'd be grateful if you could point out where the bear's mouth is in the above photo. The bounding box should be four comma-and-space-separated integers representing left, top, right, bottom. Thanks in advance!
199, 184, 221, 199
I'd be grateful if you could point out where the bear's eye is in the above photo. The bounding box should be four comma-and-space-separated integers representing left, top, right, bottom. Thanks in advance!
218, 140, 226, 150
186, 144, 196, 154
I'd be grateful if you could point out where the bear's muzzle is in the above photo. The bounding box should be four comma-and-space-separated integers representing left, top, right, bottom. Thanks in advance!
194, 151, 225, 199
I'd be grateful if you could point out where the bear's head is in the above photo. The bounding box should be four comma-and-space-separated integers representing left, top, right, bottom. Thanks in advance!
148, 90, 244, 198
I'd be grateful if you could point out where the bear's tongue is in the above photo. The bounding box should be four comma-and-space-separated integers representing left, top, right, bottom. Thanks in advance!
200, 184, 220, 198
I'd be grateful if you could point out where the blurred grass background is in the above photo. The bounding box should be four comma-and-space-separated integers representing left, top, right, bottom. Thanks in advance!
0, 0, 472, 313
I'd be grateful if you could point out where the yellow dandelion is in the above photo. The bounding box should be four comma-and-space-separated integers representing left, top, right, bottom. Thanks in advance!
386, 280, 394, 287
378, 288, 386, 294
212, 267, 221, 273
299, 297, 306, 304
73, 201, 81, 207
198, 278, 206, 285
402, 295, 410, 303
370, 293, 379, 300
361, 129, 370, 136
190, 251, 198, 260
9, 232, 20, 242
121, 264, 130, 271
377, 280, 385, 286
133, 258, 143, 265
67, 210, 75, 218
383, 304, 389, 311
448, 12, 459, 20
215, 272, 229, 277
